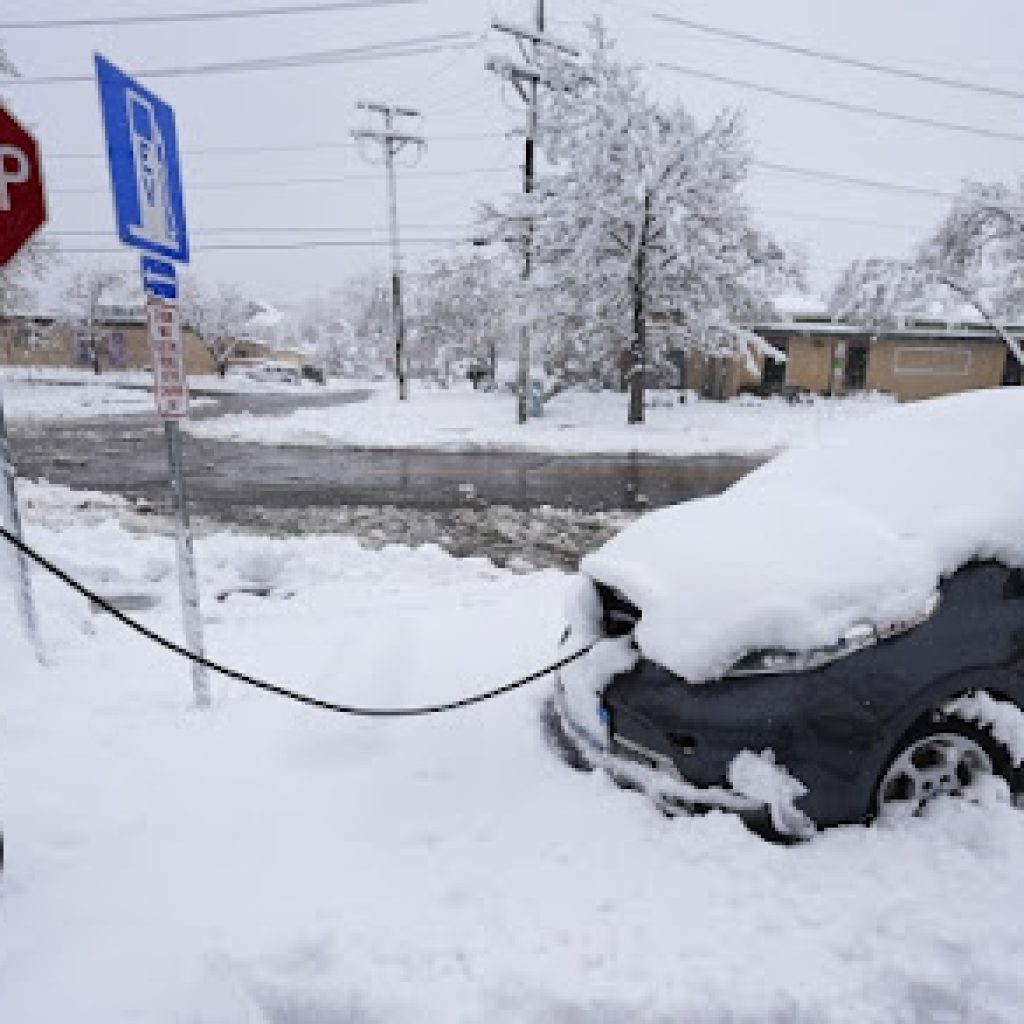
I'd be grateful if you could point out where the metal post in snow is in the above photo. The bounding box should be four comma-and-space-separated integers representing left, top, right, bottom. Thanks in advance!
384, 114, 408, 402
0, 380, 40, 659
164, 419, 209, 708
518, 64, 536, 426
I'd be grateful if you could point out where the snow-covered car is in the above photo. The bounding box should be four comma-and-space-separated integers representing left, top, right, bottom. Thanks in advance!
242, 360, 301, 384
548, 388, 1024, 838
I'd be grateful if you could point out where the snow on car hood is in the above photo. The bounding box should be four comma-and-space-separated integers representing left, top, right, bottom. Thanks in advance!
581, 387, 1024, 683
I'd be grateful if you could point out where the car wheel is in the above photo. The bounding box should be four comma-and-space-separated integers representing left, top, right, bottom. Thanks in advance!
874, 714, 1019, 822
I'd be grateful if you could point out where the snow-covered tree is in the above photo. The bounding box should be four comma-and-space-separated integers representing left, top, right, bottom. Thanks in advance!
285, 274, 395, 379
0, 243, 47, 321
179, 276, 254, 377
312, 318, 356, 376
484, 22, 792, 422
59, 264, 130, 374
828, 258, 940, 332
830, 180, 1024, 365
342, 271, 394, 373
408, 251, 509, 382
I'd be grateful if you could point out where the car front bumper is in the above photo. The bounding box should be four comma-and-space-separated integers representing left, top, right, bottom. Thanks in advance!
548, 679, 807, 836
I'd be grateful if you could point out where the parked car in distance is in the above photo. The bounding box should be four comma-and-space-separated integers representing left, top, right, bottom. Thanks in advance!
548, 388, 1024, 838
242, 360, 301, 385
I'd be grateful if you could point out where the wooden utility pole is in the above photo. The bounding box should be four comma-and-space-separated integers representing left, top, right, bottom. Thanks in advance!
352, 102, 425, 401
487, 2, 577, 424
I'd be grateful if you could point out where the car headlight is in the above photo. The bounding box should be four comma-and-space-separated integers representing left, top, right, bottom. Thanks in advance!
727, 623, 877, 677
726, 594, 940, 678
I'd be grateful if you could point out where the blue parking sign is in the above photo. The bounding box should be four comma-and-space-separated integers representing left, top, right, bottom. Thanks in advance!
95, 54, 189, 263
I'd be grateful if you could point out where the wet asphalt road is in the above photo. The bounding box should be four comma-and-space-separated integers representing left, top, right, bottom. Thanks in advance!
9, 386, 765, 566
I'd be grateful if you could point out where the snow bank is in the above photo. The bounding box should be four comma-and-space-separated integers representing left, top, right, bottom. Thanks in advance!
1, 377, 157, 420
0, 368, 353, 423
6, 487, 1024, 1021
186, 383, 894, 457
583, 388, 1024, 681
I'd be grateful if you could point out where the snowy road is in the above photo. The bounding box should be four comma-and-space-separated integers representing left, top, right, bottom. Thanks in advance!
8, 386, 762, 567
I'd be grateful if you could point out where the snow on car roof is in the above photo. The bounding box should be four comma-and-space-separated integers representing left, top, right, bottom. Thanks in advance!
581, 387, 1024, 683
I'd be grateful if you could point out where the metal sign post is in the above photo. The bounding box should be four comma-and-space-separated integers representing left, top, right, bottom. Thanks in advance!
164, 419, 209, 706
96, 53, 208, 707
0, 382, 40, 656
146, 294, 209, 706
0, 103, 47, 658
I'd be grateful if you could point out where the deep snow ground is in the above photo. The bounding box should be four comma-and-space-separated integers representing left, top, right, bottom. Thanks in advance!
3, 487, 1024, 1023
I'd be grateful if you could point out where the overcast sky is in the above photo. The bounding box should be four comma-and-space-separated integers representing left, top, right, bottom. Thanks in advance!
4, 0, 1024, 309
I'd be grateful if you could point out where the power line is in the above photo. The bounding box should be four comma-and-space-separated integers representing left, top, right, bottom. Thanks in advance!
43, 132, 510, 160
646, 9, 1024, 102
41, 140, 959, 202
52, 224, 472, 236
3, 32, 477, 86
757, 206, 925, 233
657, 61, 1024, 145
0, 0, 421, 31
751, 159, 953, 200
52, 238, 470, 254
50, 167, 512, 195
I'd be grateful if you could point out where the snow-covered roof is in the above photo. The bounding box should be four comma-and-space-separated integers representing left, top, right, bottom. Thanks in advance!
244, 301, 285, 333
772, 291, 827, 317
757, 318, 1021, 341
581, 387, 1024, 682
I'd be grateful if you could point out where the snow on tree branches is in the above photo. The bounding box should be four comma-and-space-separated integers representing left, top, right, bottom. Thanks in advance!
58, 264, 130, 375
179, 276, 256, 377
408, 251, 510, 384
830, 180, 1024, 365
483, 21, 793, 423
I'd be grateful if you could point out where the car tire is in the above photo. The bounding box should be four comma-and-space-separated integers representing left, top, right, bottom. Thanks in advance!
873, 712, 1020, 822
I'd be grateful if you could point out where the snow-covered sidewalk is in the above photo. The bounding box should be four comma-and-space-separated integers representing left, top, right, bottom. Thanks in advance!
0, 367, 351, 422
1, 374, 163, 420
2, 484, 1024, 1023
187, 383, 896, 456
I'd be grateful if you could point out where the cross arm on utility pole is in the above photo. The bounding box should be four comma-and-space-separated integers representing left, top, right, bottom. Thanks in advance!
352, 128, 426, 148
356, 100, 421, 119
490, 19, 578, 56
484, 55, 540, 82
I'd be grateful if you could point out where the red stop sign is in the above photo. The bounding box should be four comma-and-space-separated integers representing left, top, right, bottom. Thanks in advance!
0, 105, 47, 268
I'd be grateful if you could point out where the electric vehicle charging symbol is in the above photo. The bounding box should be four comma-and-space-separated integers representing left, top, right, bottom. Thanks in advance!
95, 54, 189, 263
126, 89, 177, 250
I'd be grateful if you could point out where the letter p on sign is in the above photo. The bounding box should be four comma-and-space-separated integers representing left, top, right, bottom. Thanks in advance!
0, 105, 47, 267
0, 145, 30, 211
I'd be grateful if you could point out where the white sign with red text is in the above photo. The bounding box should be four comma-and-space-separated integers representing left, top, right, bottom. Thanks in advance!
146, 297, 188, 420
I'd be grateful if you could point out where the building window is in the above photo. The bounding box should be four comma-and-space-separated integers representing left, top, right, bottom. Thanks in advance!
894, 347, 971, 376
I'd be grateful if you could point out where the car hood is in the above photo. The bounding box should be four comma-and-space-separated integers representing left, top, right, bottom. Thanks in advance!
581, 388, 1024, 683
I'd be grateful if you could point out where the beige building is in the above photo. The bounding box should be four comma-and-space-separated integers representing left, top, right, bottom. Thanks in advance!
751, 315, 1022, 402
0, 313, 216, 375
